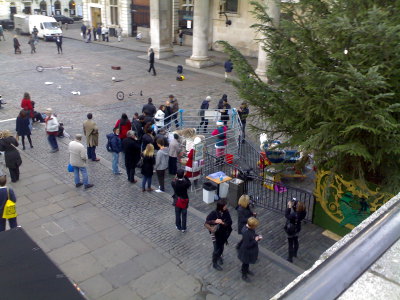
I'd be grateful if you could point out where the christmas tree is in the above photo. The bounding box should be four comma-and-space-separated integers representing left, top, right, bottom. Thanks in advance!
218, 0, 400, 193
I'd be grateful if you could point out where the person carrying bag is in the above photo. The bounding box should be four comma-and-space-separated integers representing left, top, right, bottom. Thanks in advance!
171, 169, 191, 233
0, 174, 18, 232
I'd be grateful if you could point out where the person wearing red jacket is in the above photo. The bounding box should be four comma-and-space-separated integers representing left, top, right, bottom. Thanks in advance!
20, 92, 34, 130
114, 113, 132, 140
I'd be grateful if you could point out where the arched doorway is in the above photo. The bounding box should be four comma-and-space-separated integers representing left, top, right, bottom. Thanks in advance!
10, 2, 17, 19
54, 1, 61, 15
40, 1, 47, 15
69, 0, 76, 16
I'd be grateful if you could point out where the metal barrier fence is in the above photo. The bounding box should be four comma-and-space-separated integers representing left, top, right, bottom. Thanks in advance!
165, 108, 314, 221
202, 152, 314, 222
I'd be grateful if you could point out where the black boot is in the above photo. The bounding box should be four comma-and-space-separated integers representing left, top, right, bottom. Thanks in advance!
242, 273, 250, 282
213, 262, 222, 271
217, 257, 224, 265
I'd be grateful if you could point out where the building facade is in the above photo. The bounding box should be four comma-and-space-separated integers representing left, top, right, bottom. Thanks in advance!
0, 0, 83, 19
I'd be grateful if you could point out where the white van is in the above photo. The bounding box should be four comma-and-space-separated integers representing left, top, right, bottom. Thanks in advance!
14, 14, 62, 41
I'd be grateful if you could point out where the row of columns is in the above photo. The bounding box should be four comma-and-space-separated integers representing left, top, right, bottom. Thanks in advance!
149, 0, 280, 78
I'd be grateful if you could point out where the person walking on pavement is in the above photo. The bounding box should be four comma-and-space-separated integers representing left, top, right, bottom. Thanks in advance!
205, 200, 233, 271
116, 26, 123, 42
86, 28, 91, 43
81, 24, 87, 40
0, 25, 5, 41
171, 169, 191, 232
178, 29, 183, 46
32, 26, 39, 43
141, 143, 155, 192
285, 199, 307, 262
55, 34, 63, 54
155, 138, 169, 192
198, 96, 211, 133
13, 36, 21, 54
122, 130, 141, 183
148, 48, 156, 76
220, 97, 231, 127
237, 102, 249, 142
106, 127, 122, 174
142, 98, 156, 117
83, 113, 100, 162
237, 217, 262, 282
0, 131, 22, 183
28, 36, 36, 54
16, 110, 33, 150
68, 134, 94, 190
224, 59, 233, 81
168, 133, 180, 175
0, 174, 18, 232
44, 108, 59, 153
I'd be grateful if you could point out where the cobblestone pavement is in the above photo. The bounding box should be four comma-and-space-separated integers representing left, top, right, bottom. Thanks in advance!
0, 30, 335, 299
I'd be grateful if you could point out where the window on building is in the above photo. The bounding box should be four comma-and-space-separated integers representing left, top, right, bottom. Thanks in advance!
91, 0, 99, 3
225, 0, 238, 13
110, 0, 118, 25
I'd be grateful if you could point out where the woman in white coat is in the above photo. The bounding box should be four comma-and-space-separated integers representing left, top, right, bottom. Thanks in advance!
154, 105, 166, 130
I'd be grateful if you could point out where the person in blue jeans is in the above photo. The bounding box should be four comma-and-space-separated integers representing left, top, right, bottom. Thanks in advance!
106, 127, 122, 174
68, 134, 94, 190
140, 143, 155, 192
0, 174, 18, 232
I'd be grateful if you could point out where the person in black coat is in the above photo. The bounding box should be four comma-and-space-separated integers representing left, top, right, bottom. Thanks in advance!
141, 143, 156, 192
220, 98, 231, 127
122, 130, 141, 183
55, 34, 63, 54
0, 175, 18, 232
142, 98, 157, 117
13, 36, 21, 54
238, 217, 262, 282
284, 200, 307, 262
148, 48, 156, 76
0, 131, 22, 182
141, 128, 155, 151
236, 194, 256, 236
16, 110, 33, 150
171, 169, 191, 232
131, 113, 144, 141
205, 200, 233, 271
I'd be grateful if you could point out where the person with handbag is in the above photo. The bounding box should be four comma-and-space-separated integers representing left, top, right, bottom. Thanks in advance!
284, 199, 307, 262
205, 200, 233, 271
16, 110, 33, 150
171, 169, 191, 233
0, 130, 22, 183
141, 143, 156, 192
237, 217, 262, 282
0, 174, 18, 232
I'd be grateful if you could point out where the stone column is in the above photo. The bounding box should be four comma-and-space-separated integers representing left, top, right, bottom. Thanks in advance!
185, 0, 214, 68
255, 0, 280, 81
150, 0, 173, 59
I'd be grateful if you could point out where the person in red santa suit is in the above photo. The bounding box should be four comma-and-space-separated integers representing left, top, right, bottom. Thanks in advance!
185, 137, 202, 179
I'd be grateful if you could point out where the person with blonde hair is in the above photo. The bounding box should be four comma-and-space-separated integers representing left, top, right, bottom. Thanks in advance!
237, 217, 262, 282
0, 130, 22, 182
141, 143, 155, 192
236, 194, 257, 236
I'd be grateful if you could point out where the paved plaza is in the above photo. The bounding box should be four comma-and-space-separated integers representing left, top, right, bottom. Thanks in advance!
0, 28, 335, 299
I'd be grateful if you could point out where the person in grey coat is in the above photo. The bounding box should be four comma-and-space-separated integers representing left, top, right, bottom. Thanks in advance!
155, 138, 169, 192
238, 217, 262, 282
168, 133, 180, 175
